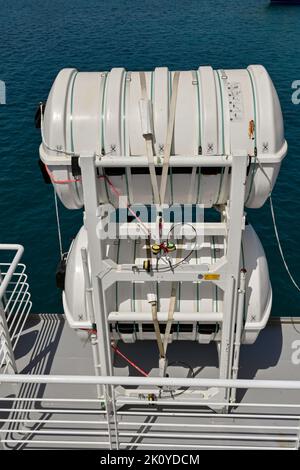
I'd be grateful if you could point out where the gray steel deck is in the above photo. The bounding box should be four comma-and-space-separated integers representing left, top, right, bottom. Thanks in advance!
12, 314, 300, 381
1, 315, 300, 450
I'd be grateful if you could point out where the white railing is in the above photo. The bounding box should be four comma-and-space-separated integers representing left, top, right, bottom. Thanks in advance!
1, 374, 300, 450
0, 245, 32, 373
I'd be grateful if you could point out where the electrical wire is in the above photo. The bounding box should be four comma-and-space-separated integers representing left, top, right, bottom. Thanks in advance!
160, 360, 195, 398
155, 223, 198, 272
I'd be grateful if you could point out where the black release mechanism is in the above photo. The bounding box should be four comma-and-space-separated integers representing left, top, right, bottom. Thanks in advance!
35, 102, 46, 129
38, 160, 51, 184
71, 156, 81, 178
56, 254, 67, 290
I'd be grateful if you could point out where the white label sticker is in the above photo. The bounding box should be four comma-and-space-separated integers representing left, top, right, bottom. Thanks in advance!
227, 82, 243, 121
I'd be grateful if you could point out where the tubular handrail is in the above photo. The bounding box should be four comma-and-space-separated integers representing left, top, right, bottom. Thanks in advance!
0, 245, 32, 373
1, 373, 300, 390
0, 245, 24, 299
1, 372, 300, 450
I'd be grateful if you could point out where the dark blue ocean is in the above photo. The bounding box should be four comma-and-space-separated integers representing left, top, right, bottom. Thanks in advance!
0, 0, 299, 314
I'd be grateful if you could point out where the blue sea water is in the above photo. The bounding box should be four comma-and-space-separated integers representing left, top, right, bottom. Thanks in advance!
0, 0, 299, 315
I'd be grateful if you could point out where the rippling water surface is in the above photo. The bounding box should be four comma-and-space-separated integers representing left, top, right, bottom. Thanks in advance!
0, 0, 299, 314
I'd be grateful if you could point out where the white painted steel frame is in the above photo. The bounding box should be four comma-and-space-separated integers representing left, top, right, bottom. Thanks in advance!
0, 245, 32, 374
77, 150, 251, 407
1, 374, 300, 450
2, 373, 300, 389
40, 145, 285, 166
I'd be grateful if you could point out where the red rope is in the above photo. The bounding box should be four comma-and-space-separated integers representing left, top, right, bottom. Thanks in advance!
46, 165, 150, 234
45, 164, 81, 184
111, 343, 149, 377
104, 176, 150, 235
79, 329, 148, 377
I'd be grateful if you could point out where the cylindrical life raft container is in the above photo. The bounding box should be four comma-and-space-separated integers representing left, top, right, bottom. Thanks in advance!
40, 65, 287, 209
63, 224, 272, 345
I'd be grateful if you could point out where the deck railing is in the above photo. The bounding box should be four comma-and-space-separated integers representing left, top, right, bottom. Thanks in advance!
0, 247, 299, 450
0, 245, 32, 373
1, 374, 300, 450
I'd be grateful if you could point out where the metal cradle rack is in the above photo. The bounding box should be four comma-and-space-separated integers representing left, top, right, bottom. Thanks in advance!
78, 150, 249, 405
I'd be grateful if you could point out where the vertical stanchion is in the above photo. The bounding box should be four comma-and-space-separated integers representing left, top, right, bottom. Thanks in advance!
0, 303, 17, 374
219, 152, 248, 402
230, 268, 246, 403
79, 154, 113, 395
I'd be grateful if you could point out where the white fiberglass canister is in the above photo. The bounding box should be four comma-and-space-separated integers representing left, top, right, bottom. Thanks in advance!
40, 65, 287, 209
63, 224, 272, 345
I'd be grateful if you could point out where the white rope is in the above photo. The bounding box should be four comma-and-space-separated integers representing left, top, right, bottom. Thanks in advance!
269, 195, 300, 292
53, 186, 63, 260
255, 156, 300, 292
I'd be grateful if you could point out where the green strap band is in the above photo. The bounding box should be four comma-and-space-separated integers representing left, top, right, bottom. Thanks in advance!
215, 71, 225, 205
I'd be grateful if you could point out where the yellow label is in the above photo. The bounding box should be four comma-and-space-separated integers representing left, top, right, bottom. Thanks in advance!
203, 273, 220, 281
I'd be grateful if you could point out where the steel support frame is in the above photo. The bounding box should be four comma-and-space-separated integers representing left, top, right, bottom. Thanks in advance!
80, 154, 113, 398
80, 153, 120, 445
218, 152, 248, 401
79, 151, 248, 407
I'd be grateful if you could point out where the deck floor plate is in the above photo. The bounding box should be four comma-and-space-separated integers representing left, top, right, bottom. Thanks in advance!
1, 315, 300, 450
